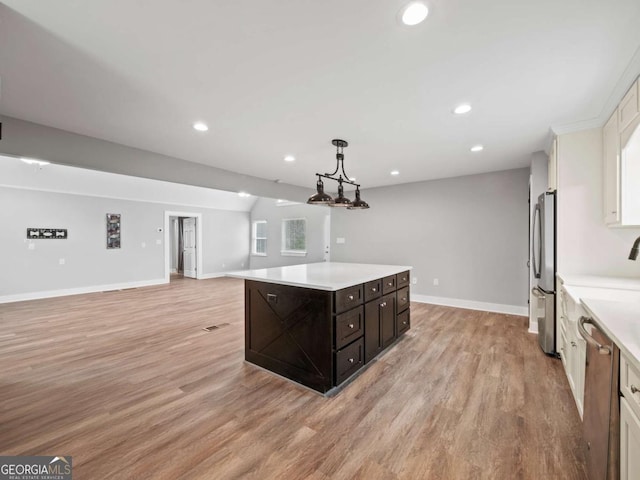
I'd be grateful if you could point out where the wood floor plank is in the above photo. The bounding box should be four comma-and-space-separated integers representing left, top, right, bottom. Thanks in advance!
0, 277, 587, 479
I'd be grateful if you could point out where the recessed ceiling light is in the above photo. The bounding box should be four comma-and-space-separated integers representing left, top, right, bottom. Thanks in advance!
284, 155, 295, 162
390, 170, 400, 176
401, 2, 429, 26
453, 104, 472, 115
193, 122, 209, 132
238, 192, 251, 197
21, 158, 50, 166
470, 145, 484, 152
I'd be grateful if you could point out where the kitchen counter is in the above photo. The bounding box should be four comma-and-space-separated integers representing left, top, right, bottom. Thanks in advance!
558, 273, 640, 372
581, 299, 640, 373
228, 262, 412, 291
233, 262, 413, 394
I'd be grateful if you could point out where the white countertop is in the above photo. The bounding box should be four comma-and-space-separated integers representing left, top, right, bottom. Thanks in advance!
559, 273, 640, 371
227, 262, 412, 291
581, 299, 640, 372
558, 273, 640, 291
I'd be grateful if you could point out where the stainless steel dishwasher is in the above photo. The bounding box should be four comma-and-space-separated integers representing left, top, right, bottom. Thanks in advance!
579, 316, 619, 480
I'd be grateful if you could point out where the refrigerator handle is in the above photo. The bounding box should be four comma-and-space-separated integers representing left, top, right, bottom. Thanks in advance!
533, 203, 541, 279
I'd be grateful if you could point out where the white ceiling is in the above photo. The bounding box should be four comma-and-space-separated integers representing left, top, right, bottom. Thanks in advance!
1, 0, 640, 191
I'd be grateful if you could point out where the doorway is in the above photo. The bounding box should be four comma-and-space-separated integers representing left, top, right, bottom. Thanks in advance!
164, 211, 203, 283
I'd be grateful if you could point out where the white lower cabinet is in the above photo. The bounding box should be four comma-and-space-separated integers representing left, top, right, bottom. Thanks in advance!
559, 286, 587, 418
620, 396, 640, 480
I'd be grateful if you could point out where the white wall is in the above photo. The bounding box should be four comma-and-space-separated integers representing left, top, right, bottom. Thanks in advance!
557, 128, 640, 276
330, 168, 530, 314
0, 186, 250, 302
249, 198, 328, 269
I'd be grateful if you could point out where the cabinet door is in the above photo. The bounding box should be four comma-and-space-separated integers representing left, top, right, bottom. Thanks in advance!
364, 300, 382, 363
380, 293, 396, 349
364, 293, 396, 363
603, 110, 621, 225
548, 136, 558, 191
619, 80, 640, 132
620, 396, 640, 480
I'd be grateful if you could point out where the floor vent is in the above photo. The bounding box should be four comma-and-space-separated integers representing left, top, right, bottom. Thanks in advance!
203, 323, 229, 332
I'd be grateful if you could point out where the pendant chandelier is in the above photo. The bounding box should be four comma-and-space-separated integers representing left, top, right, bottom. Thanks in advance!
307, 139, 370, 209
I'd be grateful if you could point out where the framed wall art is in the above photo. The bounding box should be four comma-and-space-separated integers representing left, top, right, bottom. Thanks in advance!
106, 213, 121, 249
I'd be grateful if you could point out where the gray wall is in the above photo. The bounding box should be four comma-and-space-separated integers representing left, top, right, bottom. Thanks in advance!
249, 198, 329, 269
0, 187, 250, 298
330, 168, 530, 308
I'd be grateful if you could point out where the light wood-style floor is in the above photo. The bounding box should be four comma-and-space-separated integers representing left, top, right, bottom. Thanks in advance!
0, 277, 587, 479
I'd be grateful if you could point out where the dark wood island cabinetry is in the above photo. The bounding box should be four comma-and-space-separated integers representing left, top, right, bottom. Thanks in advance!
235, 263, 411, 394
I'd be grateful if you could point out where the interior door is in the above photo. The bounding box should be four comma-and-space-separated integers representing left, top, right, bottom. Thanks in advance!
182, 217, 197, 278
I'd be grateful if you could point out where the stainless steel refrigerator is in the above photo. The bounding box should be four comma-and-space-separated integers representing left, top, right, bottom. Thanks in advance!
532, 191, 556, 355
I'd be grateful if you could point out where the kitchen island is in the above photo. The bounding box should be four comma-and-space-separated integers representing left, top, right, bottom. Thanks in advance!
228, 262, 412, 394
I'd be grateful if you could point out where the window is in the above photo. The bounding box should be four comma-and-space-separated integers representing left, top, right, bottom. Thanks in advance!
281, 218, 306, 256
252, 220, 267, 255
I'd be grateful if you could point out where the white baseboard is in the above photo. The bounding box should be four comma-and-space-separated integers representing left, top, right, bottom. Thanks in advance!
411, 294, 528, 317
0, 278, 167, 304
198, 272, 226, 280
528, 317, 539, 334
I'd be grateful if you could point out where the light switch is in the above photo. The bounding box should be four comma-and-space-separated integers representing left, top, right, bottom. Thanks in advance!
336, 237, 346, 244
59, 258, 66, 265
141, 242, 146, 248
156, 239, 161, 245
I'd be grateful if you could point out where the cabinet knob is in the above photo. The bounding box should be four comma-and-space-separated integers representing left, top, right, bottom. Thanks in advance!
348, 294, 354, 300
401, 297, 407, 302
348, 323, 355, 329
402, 321, 407, 325
348, 358, 355, 363
571, 341, 577, 347
632, 385, 639, 394
611, 211, 617, 214
388, 282, 393, 286
380, 302, 387, 308
371, 287, 377, 292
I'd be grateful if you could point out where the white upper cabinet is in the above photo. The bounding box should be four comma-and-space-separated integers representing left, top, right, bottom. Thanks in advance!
548, 136, 558, 191
603, 78, 640, 226
603, 110, 620, 225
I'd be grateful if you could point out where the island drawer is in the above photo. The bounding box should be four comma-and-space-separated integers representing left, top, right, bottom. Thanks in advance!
397, 309, 410, 336
397, 271, 410, 288
364, 279, 382, 302
336, 338, 364, 385
397, 286, 410, 313
335, 285, 363, 314
382, 275, 397, 294
335, 306, 364, 350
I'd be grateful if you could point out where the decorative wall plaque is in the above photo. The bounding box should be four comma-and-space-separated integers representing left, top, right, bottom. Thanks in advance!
27, 228, 67, 239
106, 213, 121, 249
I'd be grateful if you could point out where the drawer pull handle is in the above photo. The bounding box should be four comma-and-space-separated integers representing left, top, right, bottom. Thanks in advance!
348, 358, 355, 363
348, 323, 355, 329
571, 341, 577, 348
348, 294, 354, 300
632, 385, 639, 394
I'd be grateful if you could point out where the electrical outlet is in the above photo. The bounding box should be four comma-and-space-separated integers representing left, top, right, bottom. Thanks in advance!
28, 243, 35, 250
412, 277, 418, 285
141, 242, 146, 248
222, 263, 226, 268
336, 237, 346, 244
156, 239, 161, 245
59, 258, 65, 265
433, 278, 439, 286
